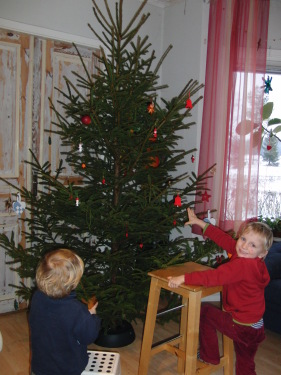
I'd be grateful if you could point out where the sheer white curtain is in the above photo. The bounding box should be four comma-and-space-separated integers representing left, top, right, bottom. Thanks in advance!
195, 0, 270, 233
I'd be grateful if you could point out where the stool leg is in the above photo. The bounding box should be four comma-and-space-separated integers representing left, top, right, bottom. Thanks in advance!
223, 335, 234, 375
184, 291, 202, 375
138, 278, 161, 375
177, 297, 188, 373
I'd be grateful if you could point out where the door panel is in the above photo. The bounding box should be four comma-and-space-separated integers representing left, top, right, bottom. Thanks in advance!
0, 30, 32, 313
0, 41, 20, 178
43, 41, 99, 182
0, 30, 99, 313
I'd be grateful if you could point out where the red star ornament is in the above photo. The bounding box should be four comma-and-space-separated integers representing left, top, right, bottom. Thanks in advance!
149, 156, 160, 168
147, 102, 155, 114
201, 190, 211, 202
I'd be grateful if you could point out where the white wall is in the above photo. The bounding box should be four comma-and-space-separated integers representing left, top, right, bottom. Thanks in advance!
268, 0, 281, 52
267, 0, 281, 71
0, 0, 164, 57
0, 0, 94, 38
161, 0, 209, 178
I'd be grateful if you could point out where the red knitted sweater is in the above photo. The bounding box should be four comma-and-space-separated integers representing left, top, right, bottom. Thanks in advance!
184, 225, 270, 323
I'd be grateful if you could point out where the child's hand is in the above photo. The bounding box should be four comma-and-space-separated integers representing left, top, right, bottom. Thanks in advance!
89, 301, 98, 315
184, 208, 198, 226
167, 275, 185, 288
184, 208, 206, 229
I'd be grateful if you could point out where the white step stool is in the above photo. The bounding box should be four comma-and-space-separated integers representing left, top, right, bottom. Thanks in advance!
82, 351, 121, 375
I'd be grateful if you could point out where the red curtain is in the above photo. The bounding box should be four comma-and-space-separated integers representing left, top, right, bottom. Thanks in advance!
196, 0, 270, 233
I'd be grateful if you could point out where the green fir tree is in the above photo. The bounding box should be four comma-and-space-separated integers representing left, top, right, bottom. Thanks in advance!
0, 0, 218, 332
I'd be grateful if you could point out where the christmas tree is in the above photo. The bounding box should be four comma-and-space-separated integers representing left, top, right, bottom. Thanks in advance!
0, 0, 218, 333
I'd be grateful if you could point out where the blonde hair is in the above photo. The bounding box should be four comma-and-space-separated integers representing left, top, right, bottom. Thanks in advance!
240, 222, 273, 251
36, 249, 84, 298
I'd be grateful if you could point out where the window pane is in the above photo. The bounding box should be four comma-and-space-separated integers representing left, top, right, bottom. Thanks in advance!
258, 73, 281, 219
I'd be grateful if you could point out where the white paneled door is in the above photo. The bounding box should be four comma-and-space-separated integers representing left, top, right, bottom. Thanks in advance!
0, 29, 98, 313
0, 31, 32, 313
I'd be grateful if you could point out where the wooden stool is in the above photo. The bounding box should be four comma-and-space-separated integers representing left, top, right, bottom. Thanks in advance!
138, 262, 234, 375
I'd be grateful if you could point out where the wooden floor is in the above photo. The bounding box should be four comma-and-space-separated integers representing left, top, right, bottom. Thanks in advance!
0, 309, 281, 374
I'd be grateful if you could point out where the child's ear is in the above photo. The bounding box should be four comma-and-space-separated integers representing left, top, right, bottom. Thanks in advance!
259, 250, 268, 259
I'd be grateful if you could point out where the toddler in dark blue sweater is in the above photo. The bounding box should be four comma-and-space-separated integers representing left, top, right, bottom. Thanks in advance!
29, 248, 101, 375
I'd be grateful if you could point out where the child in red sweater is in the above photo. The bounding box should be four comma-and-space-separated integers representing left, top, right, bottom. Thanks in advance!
168, 208, 273, 375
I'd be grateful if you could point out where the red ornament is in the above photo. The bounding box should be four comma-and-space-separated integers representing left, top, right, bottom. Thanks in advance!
81, 163, 86, 169
191, 155, 195, 163
174, 195, 182, 207
146, 148, 160, 168
173, 219, 177, 226
185, 92, 193, 109
267, 132, 273, 150
149, 156, 160, 168
216, 255, 223, 264
81, 115, 91, 125
153, 128, 157, 138
102, 177, 106, 184
202, 190, 211, 202
125, 224, 129, 238
147, 102, 155, 114
139, 242, 143, 249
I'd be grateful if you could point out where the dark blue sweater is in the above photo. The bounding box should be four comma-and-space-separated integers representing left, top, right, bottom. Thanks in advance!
29, 290, 101, 375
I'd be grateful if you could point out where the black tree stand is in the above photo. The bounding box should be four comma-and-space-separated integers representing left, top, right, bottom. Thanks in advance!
95, 320, 135, 348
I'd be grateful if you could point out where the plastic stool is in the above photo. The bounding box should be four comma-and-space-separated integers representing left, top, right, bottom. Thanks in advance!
82, 351, 121, 375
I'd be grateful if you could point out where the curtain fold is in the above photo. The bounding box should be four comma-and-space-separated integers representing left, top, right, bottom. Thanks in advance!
196, 0, 270, 233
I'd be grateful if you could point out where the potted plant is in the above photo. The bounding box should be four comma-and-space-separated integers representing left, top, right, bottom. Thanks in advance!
259, 215, 281, 238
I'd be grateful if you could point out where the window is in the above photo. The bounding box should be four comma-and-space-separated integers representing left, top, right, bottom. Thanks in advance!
258, 72, 281, 218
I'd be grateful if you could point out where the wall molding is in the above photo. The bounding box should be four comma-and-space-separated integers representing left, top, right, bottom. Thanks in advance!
267, 49, 281, 71
0, 18, 100, 48
139, 0, 184, 8
267, 49, 281, 62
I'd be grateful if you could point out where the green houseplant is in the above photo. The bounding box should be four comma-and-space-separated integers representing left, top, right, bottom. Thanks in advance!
259, 215, 281, 238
